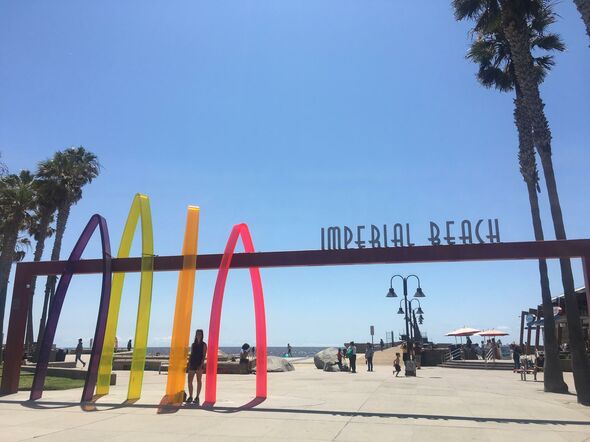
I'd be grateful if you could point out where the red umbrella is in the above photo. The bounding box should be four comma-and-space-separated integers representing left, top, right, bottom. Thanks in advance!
477, 329, 509, 337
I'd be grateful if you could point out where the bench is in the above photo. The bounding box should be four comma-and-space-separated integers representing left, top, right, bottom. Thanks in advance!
516, 367, 542, 381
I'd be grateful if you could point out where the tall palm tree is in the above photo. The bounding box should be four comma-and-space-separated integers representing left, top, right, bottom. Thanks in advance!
463, 14, 568, 393
24, 180, 58, 351
0, 170, 36, 359
501, 0, 590, 406
35, 147, 100, 346
454, 0, 590, 405
573, 0, 590, 41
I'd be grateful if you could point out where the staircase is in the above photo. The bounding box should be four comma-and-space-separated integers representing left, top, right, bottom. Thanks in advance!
439, 359, 513, 370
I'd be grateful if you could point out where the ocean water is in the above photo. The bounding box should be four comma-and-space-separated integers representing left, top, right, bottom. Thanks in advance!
145, 346, 328, 358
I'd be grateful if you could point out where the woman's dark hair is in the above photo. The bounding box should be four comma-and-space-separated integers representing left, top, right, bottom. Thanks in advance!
194, 329, 204, 343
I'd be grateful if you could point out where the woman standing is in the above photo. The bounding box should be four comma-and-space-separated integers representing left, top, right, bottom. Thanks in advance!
186, 329, 207, 405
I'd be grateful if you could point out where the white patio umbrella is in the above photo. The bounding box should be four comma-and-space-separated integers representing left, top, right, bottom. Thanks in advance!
446, 327, 481, 337
477, 329, 509, 337
446, 327, 481, 345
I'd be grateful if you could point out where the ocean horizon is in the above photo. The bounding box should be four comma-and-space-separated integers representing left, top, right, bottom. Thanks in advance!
144, 346, 331, 358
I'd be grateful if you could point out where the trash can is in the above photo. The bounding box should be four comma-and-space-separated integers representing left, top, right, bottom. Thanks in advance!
55, 348, 66, 362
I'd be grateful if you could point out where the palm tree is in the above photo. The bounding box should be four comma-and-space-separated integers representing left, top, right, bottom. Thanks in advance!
500, 0, 590, 406
463, 14, 568, 393
454, 0, 590, 405
573, 0, 590, 41
35, 147, 100, 346
0, 170, 36, 359
24, 180, 58, 351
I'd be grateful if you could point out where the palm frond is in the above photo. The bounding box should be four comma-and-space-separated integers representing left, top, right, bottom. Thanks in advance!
453, 0, 487, 20
532, 33, 565, 52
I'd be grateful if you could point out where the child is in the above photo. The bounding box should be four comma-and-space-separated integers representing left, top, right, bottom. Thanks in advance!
393, 352, 401, 377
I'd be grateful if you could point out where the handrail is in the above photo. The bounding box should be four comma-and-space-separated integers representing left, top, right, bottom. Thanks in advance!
444, 348, 463, 362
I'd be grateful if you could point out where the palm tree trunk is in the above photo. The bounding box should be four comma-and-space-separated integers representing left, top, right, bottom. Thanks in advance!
514, 92, 568, 393
573, 0, 590, 41
502, 8, 590, 405
0, 228, 19, 362
538, 153, 590, 404
36, 204, 70, 351
25, 214, 51, 352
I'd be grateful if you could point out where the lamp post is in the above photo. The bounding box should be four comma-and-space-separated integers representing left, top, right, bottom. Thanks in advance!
407, 299, 424, 343
386, 274, 425, 356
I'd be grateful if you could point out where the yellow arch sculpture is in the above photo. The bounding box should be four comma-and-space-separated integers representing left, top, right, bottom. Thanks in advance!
164, 206, 200, 404
97, 193, 154, 400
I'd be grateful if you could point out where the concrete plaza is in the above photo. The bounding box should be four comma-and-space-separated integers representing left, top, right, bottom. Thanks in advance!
1, 358, 589, 441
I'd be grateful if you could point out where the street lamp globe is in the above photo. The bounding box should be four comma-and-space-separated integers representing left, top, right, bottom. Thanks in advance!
416, 307, 424, 315
414, 287, 426, 298
397, 307, 404, 315
386, 287, 397, 298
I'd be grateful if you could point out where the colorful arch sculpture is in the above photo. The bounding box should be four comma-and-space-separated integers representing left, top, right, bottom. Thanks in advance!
29, 214, 112, 402
204, 223, 268, 405
97, 193, 154, 400
163, 206, 201, 404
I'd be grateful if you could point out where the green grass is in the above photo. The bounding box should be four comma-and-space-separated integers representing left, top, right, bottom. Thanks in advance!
0, 365, 85, 391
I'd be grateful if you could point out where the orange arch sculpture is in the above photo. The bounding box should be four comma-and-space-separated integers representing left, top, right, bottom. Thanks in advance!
204, 223, 267, 405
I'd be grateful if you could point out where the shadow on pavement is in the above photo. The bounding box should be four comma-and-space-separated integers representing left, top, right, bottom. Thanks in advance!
1, 398, 588, 426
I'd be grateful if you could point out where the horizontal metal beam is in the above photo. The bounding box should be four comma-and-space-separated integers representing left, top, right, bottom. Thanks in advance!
16, 238, 590, 277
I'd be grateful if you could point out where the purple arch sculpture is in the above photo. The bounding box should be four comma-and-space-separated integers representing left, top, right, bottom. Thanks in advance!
30, 214, 112, 402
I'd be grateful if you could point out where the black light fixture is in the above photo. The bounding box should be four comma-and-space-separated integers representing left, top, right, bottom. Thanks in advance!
416, 307, 424, 315
414, 287, 425, 298
387, 287, 397, 298
397, 307, 404, 315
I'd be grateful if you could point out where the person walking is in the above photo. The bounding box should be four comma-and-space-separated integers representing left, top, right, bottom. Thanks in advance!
365, 343, 374, 372
511, 344, 522, 371
337, 348, 343, 371
287, 343, 292, 357
393, 352, 401, 377
380, 339, 384, 351
127, 339, 132, 351
75, 338, 86, 368
348, 341, 357, 373
186, 329, 207, 405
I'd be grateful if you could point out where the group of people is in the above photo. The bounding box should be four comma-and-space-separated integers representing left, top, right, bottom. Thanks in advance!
334, 342, 385, 373
510, 343, 545, 374
336, 342, 357, 372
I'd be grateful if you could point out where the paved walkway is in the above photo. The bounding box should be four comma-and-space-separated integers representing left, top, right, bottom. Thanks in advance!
1, 361, 589, 441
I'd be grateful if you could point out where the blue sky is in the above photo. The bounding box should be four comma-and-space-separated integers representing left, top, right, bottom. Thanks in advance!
1, 1, 589, 349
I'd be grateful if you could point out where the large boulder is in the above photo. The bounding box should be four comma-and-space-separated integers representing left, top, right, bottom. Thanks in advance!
251, 356, 295, 372
267, 356, 295, 372
314, 347, 338, 369
323, 362, 341, 372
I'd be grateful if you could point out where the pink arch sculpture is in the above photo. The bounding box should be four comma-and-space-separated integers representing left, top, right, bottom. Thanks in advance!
204, 223, 267, 405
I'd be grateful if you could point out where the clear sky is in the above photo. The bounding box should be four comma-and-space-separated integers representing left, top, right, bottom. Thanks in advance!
1, 1, 589, 349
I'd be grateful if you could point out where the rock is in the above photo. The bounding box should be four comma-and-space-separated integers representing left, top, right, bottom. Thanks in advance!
314, 347, 338, 369
251, 356, 295, 372
267, 356, 295, 372
218, 350, 231, 361
323, 362, 340, 372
